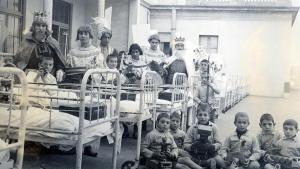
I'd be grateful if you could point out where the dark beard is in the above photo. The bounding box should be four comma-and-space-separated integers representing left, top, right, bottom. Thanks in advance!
34, 31, 47, 42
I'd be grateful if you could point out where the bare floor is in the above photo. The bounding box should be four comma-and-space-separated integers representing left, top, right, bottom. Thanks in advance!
23, 90, 300, 169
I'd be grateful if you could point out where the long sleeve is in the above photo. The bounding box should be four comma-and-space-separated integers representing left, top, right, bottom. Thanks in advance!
249, 137, 262, 161
212, 125, 222, 150
183, 126, 194, 151
170, 136, 179, 157
141, 133, 154, 158
221, 136, 231, 157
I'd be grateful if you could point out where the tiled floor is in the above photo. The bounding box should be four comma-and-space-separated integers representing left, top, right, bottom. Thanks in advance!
23, 90, 300, 169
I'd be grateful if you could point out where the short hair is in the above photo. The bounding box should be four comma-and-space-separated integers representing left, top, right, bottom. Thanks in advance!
283, 119, 298, 130
197, 103, 211, 115
128, 43, 143, 55
148, 34, 160, 42
37, 56, 53, 64
200, 59, 209, 63
234, 112, 250, 124
170, 111, 181, 120
76, 25, 93, 40
157, 113, 170, 122
260, 113, 275, 124
106, 52, 118, 63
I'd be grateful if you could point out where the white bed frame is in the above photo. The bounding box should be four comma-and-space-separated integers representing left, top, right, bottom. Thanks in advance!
0, 67, 28, 169
157, 73, 188, 131
119, 70, 161, 168
0, 69, 121, 169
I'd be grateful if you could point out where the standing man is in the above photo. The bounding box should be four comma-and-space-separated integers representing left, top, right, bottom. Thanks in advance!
98, 28, 118, 68
143, 34, 166, 64
14, 12, 66, 82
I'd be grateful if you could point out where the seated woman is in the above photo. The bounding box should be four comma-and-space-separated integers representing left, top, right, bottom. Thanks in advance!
65, 25, 104, 84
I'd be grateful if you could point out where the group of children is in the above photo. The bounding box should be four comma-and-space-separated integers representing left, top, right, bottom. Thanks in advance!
141, 103, 300, 169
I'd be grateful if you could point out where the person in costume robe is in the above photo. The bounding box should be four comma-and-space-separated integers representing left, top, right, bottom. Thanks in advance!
98, 28, 118, 68
143, 34, 166, 64
14, 12, 66, 82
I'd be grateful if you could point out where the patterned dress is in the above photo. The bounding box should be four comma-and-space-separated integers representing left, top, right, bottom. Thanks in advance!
67, 45, 104, 68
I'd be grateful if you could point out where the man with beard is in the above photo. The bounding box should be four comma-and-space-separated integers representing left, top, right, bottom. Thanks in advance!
14, 12, 66, 82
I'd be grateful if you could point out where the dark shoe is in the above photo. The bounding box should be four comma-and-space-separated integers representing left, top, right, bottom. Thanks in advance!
84, 146, 98, 157
48, 145, 76, 155
122, 132, 130, 138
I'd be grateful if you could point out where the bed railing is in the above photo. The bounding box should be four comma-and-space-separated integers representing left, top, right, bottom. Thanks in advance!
119, 71, 161, 166
0, 67, 28, 169
1, 68, 121, 169
157, 73, 188, 130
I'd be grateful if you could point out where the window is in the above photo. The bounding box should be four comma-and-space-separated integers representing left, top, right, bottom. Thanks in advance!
0, 0, 23, 54
52, 0, 71, 56
160, 42, 171, 56
199, 35, 218, 54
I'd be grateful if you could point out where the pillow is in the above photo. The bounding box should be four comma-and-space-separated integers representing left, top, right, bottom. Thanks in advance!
119, 100, 140, 113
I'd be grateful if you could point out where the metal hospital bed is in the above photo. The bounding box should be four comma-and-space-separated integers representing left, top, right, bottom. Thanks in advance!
0, 68, 121, 169
156, 73, 189, 131
0, 67, 28, 169
119, 70, 161, 169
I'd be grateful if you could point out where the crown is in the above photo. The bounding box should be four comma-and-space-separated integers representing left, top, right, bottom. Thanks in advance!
33, 11, 48, 24
174, 36, 185, 43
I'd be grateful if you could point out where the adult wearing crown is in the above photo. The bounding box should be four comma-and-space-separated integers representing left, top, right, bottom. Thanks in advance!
164, 35, 197, 84
14, 12, 66, 82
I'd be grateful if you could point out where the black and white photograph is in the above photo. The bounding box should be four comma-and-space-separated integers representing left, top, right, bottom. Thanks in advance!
0, 0, 300, 169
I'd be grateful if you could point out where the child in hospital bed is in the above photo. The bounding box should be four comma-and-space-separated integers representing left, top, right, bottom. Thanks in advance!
104, 52, 127, 84
25, 56, 59, 106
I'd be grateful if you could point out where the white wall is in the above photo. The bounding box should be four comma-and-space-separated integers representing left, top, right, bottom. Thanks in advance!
150, 9, 294, 97
25, 0, 87, 49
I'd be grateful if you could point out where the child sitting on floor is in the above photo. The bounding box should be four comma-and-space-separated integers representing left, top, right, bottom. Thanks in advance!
222, 112, 260, 169
184, 103, 226, 169
142, 113, 191, 169
264, 119, 300, 169
170, 111, 203, 169
256, 113, 281, 169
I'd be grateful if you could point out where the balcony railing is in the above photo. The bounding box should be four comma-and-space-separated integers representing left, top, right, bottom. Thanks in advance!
144, 0, 292, 7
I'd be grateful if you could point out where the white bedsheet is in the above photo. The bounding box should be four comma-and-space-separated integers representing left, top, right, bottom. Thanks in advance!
0, 106, 113, 140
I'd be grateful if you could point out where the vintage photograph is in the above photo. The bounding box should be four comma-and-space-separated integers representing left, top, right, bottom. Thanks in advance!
0, 0, 300, 169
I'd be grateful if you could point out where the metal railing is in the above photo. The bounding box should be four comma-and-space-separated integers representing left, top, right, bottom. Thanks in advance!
145, 0, 292, 6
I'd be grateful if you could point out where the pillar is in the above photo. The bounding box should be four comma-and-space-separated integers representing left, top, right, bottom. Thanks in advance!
128, 0, 141, 46
43, 0, 53, 30
171, 8, 177, 48
98, 0, 106, 18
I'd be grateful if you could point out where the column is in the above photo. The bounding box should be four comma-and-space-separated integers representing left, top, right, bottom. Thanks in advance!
43, 0, 53, 30
171, 8, 177, 48
128, 0, 141, 46
98, 0, 105, 18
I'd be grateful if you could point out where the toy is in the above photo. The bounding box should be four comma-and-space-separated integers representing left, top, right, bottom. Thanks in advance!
191, 124, 216, 161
